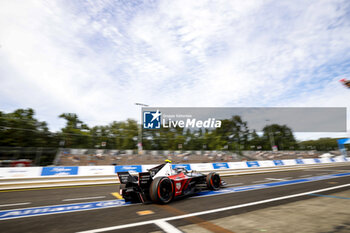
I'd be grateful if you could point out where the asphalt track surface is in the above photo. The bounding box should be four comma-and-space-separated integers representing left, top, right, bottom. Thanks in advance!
0, 164, 349, 233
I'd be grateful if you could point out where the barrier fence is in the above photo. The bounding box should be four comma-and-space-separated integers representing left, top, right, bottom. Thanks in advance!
0, 157, 349, 179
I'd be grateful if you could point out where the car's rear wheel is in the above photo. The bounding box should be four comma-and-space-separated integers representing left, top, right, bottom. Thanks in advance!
206, 172, 221, 190
149, 177, 174, 204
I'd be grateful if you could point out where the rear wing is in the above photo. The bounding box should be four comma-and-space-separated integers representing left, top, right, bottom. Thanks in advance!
117, 172, 137, 184
138, 172, 152, 188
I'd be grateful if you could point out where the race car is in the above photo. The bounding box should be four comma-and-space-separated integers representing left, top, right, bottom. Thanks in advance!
117, 161, 223, 204
340, 78, 350, 88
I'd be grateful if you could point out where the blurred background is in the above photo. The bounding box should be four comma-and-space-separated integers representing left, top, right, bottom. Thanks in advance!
0, 108, 348, 167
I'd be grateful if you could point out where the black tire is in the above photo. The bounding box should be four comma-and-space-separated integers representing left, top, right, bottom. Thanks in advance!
206, 172, 221, 190
149, 177, 174, 204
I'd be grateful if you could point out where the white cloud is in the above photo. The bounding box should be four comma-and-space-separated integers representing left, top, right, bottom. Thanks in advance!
0, 0, 349, 140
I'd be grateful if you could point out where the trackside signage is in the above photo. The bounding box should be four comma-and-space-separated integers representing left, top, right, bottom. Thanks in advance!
258, 160, 275, 167
79, 166, 115, 176
115, 165, 142, 173
0, 157, 348, 179
273, 160, 284, 166
246, 161, 260, 167
212, 163, 229, 169
314, 158, 321, 163
0, 200, 127, 220
302, 159, 316, 164
0, 167, 41, 178
41, 167, 78, 176
190, 163, 214, 171
171, 164, 191, 170
295, 159, 304, 165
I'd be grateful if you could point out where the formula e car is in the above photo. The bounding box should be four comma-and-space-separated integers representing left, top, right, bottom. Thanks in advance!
117, 162, 223, 204
340, 78, 350, 88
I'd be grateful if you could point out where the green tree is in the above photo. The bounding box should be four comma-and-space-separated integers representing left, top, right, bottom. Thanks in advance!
298, 138, 339, 151
0, 108, 53, 147
211, 116, 250, 151
262, 124, 297, 150
109, 119, 138, 149
59, 113, 90, 148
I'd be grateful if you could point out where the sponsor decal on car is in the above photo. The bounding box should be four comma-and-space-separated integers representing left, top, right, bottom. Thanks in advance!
176, 182, 181, 190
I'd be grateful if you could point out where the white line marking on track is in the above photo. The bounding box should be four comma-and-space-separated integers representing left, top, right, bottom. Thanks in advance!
0, 202, 31, 208
299, 175, 312, 178
62, 196, 106, 202
265, 178, 288, 181
317, 173, 329, 176
154, 220, 182, 233
76, 183, 350, 233
225, 183, 244, 187
252, 180, 267, 183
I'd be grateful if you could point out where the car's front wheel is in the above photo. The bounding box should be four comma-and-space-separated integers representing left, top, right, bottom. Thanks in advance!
206, 172, 221, 190
149, 177, 174, 204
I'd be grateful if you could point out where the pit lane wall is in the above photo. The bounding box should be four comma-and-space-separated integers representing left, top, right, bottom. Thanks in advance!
0, 157, 349, 179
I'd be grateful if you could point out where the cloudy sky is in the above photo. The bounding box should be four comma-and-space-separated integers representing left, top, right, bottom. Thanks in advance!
0, 0, 350, 139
